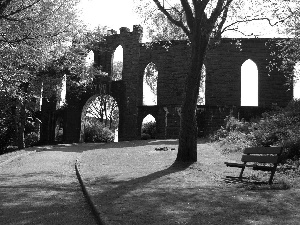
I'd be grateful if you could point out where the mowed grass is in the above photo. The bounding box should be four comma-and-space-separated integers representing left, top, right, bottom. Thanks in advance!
80, 139, 300, 225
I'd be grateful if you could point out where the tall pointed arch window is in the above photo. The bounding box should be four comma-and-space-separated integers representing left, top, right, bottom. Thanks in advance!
112, 45, 123, 81
197, 64, 206, 105
293, 62, 300, 99
241, 59, 258, 106
143, 62, 158, 105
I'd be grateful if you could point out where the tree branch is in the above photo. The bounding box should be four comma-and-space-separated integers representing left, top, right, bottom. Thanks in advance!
198, 0, 210, 15
152, 0, 190, 37
0, 0, 13, 16
180, 0, 194, 30
214, 0, 231, 39
4, 0, 41, 18
222, 16, 287, 34
208, 0, 230, 28
222, 28, 258, 37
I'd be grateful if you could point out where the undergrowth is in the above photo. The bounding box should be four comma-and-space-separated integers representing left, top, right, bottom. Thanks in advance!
211, 99, 300, 170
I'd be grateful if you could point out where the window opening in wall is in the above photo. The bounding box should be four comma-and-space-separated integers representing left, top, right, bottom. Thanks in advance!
241, 59, 258, 106
80, 94, 119, 142
143, 62, 157, 105
112, 45, 123, 81
85, 50, 101, 83
56, 74, 67, 109
141, 114, 156, 140
85, 50, 94, 67
293, 62, 300, 99
55, 117, 64, 142
197, 64, 206, 105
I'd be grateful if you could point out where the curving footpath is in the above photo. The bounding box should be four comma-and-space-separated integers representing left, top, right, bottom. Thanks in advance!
0, 145, 97, 225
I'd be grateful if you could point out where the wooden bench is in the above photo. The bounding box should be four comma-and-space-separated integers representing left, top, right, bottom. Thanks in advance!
225, 147, 283, 184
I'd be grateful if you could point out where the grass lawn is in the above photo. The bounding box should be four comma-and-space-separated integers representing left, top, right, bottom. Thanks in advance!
80, 139, 300, 225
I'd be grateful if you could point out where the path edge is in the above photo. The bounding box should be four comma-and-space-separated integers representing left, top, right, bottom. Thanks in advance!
75, 159, 105, 225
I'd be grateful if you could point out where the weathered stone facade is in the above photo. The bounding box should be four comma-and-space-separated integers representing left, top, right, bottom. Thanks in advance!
40, 25, 293, 143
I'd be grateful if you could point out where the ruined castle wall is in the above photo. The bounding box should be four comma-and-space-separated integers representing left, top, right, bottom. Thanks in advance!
41, 26, 293, 143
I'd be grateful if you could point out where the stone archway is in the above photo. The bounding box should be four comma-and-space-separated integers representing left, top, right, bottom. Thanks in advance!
80, 94, 119, 142
141, 114, 157, 139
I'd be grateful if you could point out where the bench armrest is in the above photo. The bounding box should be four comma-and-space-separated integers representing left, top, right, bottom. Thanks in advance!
225, 162, 245, 168
253, 165, 274, 171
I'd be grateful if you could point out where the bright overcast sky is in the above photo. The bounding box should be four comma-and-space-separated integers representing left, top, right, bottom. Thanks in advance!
77, 0, 140, 31
77, 0, 283, 38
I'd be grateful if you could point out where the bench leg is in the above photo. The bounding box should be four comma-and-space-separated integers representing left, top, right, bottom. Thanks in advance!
268, 170, 276, 185
239, 167, 246, 179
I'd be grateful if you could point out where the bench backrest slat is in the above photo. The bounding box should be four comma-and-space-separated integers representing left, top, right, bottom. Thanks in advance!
243, 147, 282, 154
241, 155, 279, 164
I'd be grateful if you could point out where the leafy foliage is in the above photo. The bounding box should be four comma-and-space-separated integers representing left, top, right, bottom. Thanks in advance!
25, 132, 39, 147
141, 121, 157, 139
144, 62, 158, 95
112, 61, 123, 81
134, 1, 187, 41
83, 119, 114, 143
212, 100, 300, 165
0, 0, 91, 149
85, 94, 119, 131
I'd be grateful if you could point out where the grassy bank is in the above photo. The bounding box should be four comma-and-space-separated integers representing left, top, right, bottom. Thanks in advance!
80, 139, 300, 225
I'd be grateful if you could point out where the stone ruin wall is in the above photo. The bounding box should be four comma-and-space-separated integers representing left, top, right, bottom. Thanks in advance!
40, 25, 293, 143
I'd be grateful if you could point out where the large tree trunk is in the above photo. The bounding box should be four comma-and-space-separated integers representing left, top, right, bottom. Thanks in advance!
17, 82, 28, 150
17, 101, 26, 149
176, 32, 209, 162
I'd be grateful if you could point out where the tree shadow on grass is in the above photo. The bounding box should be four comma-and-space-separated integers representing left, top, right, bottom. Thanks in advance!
0, 172, 96, 225
86, 163, 300, 225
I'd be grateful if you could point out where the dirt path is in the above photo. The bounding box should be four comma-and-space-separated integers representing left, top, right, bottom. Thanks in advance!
0, 145, 97, 225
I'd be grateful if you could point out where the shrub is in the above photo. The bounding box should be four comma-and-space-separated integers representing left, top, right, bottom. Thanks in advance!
25, 132, 39, 147
210, 116, 255, 153
141, 121, 156, 139
141, 133, 151, 140
84, 122, 114, 143
212, 99, 300, 162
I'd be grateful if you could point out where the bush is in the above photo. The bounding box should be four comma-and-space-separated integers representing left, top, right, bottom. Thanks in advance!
84, 122, 114, 143
25, 132, 39, 147
141, 121, 156, 139
141, 133, 151, 140
211, 100, 300, 162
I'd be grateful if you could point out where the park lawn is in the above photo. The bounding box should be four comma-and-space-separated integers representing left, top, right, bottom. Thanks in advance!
80, 139, 300, 225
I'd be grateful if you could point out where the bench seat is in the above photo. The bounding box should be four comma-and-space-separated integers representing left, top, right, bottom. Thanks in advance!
224, 147, 283, 184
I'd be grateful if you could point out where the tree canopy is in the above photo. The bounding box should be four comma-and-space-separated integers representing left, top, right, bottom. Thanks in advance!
0, 0, 88, 149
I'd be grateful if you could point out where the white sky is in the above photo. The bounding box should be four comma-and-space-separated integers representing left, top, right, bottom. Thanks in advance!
77, 0, 284, 38
77, 0, 140, 31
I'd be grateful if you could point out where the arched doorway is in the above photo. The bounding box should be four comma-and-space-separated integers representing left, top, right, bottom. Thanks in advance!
141, 114, 156, 140
241, 59, 258, 106
143, 62, 158, 105
80, 94, 119, 142
112, 45, 123, 81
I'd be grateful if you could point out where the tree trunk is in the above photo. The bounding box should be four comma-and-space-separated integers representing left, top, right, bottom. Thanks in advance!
17, 101, 26, 149
17, 82, 28, 150
176, 32, 209, 162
